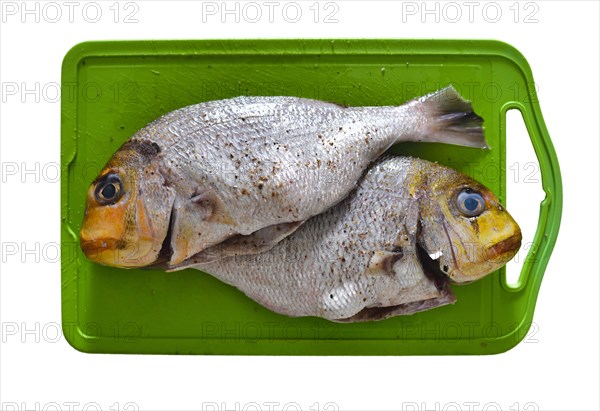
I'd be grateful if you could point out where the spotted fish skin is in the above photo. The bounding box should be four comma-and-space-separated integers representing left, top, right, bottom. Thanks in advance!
80, 87, 486, 269
140, 88, 485, 266
189, 156, 522, 322
190, 157, 453, 322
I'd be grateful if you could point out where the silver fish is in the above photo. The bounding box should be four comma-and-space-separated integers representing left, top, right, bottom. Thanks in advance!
80, 87, 486, 268
186, 157, 521, 322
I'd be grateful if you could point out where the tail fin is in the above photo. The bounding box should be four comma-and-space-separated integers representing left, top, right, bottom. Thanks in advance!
418, 86, 487, 149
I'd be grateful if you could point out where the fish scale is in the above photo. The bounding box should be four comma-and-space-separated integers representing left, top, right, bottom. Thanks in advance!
190, 156, 520, 322
80, 86, 490, 269
195, 157, 445, 321
161, 105, 389, 258
160, 91, 482, 264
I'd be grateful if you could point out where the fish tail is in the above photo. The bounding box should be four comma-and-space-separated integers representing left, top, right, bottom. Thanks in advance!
417, 86, 488, 149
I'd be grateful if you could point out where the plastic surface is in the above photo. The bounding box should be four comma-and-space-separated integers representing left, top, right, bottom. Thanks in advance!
61, 39, 561, 355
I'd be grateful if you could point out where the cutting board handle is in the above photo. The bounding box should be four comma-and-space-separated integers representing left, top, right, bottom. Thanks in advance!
499, 97, 562, 293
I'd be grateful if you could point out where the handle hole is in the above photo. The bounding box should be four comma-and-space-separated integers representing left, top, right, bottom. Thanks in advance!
505, 108, 545, 288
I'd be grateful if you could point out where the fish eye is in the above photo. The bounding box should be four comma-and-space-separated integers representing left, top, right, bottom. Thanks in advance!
94, 174, 124, 205
456, 189, 485, 217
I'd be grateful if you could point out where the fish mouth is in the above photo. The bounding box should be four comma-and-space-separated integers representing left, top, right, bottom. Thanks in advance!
80, 236, 155, 267
486, 233, 522, 261
80, 238, 122, 256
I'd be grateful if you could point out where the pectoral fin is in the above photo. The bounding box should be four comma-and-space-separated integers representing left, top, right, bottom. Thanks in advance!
365, 250, 404, 277
365, 219, 417, 277
167, 220, 305, 271
208, 220, 305, 258
169, 190, 236, 265
365, 245, 433, 292
190, 190, 235, 226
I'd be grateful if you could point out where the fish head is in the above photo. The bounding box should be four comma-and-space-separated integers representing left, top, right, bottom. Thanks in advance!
79, 139, 176, 268
417, 163, 522, 283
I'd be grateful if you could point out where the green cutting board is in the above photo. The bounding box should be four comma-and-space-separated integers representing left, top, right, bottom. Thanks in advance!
61, 39, 561, 355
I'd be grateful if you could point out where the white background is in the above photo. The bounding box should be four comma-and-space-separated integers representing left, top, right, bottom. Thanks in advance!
1, 1, 598, 410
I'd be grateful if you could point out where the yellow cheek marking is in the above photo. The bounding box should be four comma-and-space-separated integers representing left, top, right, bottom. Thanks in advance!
476, 208, 519, 248
80, 201, 127, 242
